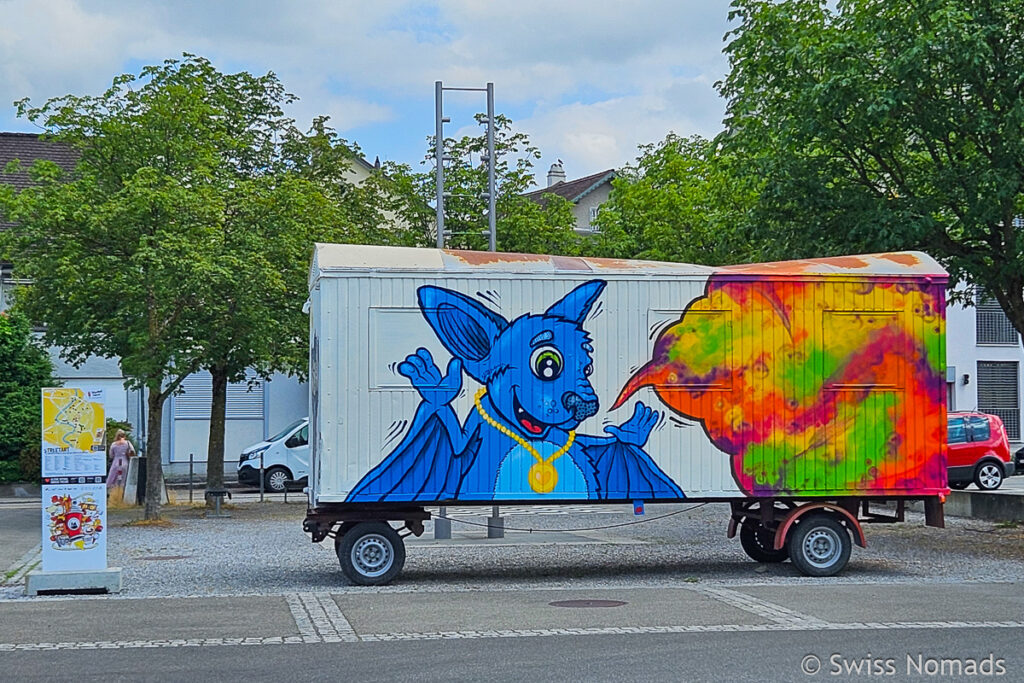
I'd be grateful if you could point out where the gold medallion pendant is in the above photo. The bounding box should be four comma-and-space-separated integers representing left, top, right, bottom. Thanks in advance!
529, 460, 558, 494
474, 387, 576, 495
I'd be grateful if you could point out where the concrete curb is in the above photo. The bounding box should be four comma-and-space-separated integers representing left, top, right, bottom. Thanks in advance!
943, 489, 1024, 522
0, 483, 40, 498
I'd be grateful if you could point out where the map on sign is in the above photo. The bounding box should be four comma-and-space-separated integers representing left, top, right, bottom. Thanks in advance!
42, 388, 106, 457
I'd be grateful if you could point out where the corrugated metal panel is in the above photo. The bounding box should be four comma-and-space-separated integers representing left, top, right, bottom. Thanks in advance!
977, 361, 1020, 439
173, 371, 265, 420
310, 259, 947, 505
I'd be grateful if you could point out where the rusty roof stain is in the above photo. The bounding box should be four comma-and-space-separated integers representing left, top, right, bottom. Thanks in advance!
311, 245, 946, 280
446, 250, 550, 265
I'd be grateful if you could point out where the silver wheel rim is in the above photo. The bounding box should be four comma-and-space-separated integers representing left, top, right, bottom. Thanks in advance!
268, 470, 288, 491
802, 527, 841, 569
351, 534, 394, 578
978, 465, 1001, 489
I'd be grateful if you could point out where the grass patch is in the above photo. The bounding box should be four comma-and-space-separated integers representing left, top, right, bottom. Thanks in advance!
994, 520, 1021, 529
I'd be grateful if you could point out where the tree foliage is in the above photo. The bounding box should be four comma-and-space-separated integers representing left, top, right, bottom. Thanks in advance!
0, 310, 56, 481
719, 0, 1024, 339
416, 114, 580, 254
0, 55, 427, 513
588, 133, 759, 265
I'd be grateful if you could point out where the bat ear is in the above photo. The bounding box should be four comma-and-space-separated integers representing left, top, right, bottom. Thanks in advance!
418, 286, 508, 369
545, 280, 606, 324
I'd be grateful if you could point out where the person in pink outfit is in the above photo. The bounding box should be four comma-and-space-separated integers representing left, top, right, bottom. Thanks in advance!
106, 430, 136, 488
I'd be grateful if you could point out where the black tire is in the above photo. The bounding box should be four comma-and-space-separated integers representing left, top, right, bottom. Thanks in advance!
974, 461, 1004, 490
263, 466, 291, 493
948, 481, 970, 490
336, 522, 405, 586
739, 522, 788, 563
787, 513, 852, 577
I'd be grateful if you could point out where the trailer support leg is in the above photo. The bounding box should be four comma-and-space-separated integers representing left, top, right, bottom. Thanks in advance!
487, 505, 504, 539
434, 505, 452, 539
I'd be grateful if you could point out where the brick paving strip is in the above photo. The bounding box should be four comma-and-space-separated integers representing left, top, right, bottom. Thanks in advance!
0, 587, 1021, 651
0, 545, 41, 588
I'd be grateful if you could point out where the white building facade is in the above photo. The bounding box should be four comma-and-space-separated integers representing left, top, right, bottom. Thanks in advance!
946, 294, 1023, 447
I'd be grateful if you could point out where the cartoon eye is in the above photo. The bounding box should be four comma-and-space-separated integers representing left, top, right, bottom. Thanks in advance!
584, 363, 594, 377
530, 346, 563, 381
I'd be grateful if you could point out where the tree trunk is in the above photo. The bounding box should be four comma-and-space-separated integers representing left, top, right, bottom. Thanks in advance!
205, 365, 228, 503
144, 386, 166, 520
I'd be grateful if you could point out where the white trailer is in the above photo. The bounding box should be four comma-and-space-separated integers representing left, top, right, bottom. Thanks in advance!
305, 244, 947, 584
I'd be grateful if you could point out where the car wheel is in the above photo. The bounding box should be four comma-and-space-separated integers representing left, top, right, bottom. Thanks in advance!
264, 466, 291, 493
787, 513, 852, 577
336, 522, 405, 586
739, 521, 788, 563
948, 481, 970, 490
974, 462, 1004, 490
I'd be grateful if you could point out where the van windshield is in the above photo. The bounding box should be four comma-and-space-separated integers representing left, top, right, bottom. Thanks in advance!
268, 418, 307, 443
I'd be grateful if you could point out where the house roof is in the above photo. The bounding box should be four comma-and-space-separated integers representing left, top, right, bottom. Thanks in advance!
1, 133, 79, 233
0, 132, 79, 192
523, 168, 616, 206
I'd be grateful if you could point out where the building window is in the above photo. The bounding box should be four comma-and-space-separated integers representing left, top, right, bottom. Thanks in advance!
975, 291, 1019, 345
976, 361, 1020, 440
589, 206, 600, 223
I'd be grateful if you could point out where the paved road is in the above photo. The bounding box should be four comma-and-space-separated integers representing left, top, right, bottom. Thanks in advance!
3, 498, 1023, 681
0, 506, 38, 571
1, 590, 1021, 682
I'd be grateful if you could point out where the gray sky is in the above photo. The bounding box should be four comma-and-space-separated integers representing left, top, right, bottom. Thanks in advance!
0, 0, 734, 186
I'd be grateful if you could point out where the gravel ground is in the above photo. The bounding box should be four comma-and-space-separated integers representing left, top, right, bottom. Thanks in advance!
3, 500, 1021, 601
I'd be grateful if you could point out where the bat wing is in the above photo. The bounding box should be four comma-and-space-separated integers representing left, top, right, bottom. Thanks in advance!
346, 415, 473, 502
584, 441, 684, 500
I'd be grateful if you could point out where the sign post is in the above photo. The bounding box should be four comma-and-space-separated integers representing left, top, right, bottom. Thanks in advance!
26, 387, 122, 595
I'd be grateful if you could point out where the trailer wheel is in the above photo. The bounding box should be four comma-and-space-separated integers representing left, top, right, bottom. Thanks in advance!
787, 513, 851, 577
739, 522, 788, 563
336, 522, 406, 586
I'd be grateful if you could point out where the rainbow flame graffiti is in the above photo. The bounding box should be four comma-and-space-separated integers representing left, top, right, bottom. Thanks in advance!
615, 271, 946, 496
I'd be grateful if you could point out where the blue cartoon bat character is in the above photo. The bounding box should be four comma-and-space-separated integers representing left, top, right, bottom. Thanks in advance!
346, 280, 683, 502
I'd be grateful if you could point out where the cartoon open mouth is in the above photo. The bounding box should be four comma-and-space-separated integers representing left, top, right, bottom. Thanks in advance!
512, 392, 551, 436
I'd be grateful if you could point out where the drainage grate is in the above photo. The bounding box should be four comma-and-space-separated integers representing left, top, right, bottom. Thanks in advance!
139, 555, 191, 561
549, 599, 627, 608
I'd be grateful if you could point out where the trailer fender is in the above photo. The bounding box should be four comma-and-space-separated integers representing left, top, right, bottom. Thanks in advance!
773, 503, 866, 551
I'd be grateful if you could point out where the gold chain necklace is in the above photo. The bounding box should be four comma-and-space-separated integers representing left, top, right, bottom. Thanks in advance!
474, 387, 575, 494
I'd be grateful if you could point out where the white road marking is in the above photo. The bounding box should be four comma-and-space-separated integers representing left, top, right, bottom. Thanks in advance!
0, 620, 1021, 651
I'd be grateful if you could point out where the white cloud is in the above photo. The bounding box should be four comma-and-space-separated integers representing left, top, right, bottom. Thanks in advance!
0, 0, 734, 173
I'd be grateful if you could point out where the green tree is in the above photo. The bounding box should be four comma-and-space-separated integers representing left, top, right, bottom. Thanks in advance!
0, 310, 56, 481
719, 0, 1024, 341
418, 114, 580, 254
2, 57, 321, 516
586, 133, 759, 265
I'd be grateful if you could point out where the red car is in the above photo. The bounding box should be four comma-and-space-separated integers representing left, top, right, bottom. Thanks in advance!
947, 411, 1015, 490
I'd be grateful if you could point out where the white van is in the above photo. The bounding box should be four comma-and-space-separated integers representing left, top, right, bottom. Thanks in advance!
236, 418, 309, 492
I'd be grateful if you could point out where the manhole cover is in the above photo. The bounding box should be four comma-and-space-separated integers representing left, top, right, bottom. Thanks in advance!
549, 599, 627, 608
139, 555, 191, 561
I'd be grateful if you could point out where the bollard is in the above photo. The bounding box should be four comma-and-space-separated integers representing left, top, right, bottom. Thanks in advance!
434, 505, 452, 539
487, 504, 504, 539
259, 451, 265, 503
188, 453, 194, 504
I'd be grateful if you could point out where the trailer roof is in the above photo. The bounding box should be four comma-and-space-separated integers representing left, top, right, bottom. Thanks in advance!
310, 244, 947, 282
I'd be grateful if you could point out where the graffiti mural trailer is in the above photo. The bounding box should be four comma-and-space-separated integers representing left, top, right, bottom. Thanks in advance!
304, 244, 948, 584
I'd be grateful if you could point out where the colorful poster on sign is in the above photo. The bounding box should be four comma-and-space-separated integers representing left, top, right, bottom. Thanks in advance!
41, 387, 106, 478
40, 483, 107, 571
